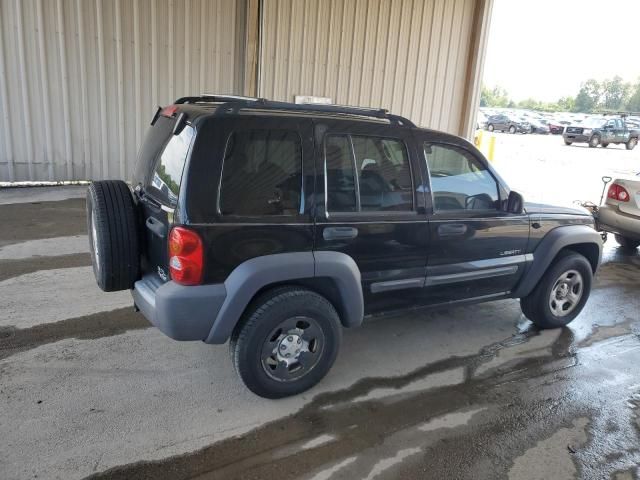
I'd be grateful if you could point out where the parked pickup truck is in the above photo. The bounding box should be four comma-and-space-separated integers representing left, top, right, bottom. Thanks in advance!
563, 116, 640, 150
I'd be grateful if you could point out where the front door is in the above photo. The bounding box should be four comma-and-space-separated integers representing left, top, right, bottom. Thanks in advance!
416, 138, 530, 304
313, 121, 430, 314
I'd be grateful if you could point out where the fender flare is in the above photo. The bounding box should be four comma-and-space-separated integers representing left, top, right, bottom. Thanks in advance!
511, 225, 602, 298
205, 251, 363, 344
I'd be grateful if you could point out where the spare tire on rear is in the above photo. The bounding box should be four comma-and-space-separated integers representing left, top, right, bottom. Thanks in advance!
86, 180, 140, 292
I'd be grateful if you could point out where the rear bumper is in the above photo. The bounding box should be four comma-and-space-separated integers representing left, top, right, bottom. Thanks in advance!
598, 205, 640, 240
132, 274, 226, 341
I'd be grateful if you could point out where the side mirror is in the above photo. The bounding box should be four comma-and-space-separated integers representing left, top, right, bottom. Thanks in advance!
506, 191, 524, 214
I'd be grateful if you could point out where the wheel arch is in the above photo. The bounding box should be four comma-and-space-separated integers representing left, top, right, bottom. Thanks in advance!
512, 225, 602, 298
205, 251, 364, 344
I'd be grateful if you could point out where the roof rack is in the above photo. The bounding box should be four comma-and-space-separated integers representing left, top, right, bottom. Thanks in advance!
173, 94, 416, 127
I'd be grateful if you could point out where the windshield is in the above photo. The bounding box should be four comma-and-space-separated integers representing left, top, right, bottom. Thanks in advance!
582, 117, 606, 128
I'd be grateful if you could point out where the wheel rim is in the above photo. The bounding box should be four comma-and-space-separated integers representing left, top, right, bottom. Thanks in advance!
261, 316, 325, 382
90, 209, 100, 273
548, 269, 583, 317
591, 137, 598, 147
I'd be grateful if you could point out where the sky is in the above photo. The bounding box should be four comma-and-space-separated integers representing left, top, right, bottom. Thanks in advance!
483, 0, 640, 102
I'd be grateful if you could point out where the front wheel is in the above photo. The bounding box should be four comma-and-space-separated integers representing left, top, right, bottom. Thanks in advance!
564, 140, 572, 146
520, 252, 593, 329
615, 234, 640, 250
588, 135, 600, 148
230, 287, 342, 398
626, 138, 637, 150
487, 124, 495, 132
509, 125, 517, 134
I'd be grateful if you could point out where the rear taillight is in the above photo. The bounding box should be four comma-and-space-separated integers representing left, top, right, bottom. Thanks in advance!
168, 227, 203, 285
607, 183, 630, 202
161, 105, 178, 117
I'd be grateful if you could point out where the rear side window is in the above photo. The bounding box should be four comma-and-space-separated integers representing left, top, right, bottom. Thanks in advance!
149, 125, 195, 205
219, 130, 302, 216
325, 134, 413, 213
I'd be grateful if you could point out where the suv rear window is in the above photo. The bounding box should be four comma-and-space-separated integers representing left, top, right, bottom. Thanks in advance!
148, 124, 195, 205
219, 130, 302, 216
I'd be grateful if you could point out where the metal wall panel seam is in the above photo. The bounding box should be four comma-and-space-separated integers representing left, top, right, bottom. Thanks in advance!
284, 0, 294, 100
446, 0, 470, 134
15, 0, 34, 179
184, 0, 190, 91
56, 0, 73, 179
424, 0, 444, 128
199, 0, 206, 92
151, 0, 157, 106
411, 0, 431, 123
35, 0, 55, 179
417, 0, 436, 125
95, 0, 108, 178
133, 0, 141, 150
115, 0, 126, 178
310, 0, 320, 95
298, 0, 308, 94
168, 0, 174, 101
438, 0, 460, 130
334, 0, 347, 103
76, 0, 91, 179
0, 1, 15, 181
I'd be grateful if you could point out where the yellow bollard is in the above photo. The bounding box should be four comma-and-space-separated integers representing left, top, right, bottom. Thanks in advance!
487, 135, 496, 163
474, 129, 483, 148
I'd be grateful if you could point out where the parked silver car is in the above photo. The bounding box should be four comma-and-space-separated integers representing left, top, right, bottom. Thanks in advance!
599, 176, 640, 249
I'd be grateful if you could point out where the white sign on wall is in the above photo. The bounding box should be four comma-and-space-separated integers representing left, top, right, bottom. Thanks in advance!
294, 95, 333, 105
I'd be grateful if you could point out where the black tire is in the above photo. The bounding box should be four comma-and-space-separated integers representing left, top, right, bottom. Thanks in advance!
487, 124, 494, 132
230, 287, 342, 398
601, 142, 609, 148
614, 234, 640, 250
520, 252, 593, 329
86, 180, 140, 292
588, 135, 600, 148
626, 138, 637, 150
509, 125, 517, 134
564, 140, 572, 146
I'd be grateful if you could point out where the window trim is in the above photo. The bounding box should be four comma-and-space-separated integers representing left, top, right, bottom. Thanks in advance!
323, 133, 416, 218
216, 128, 305, 219
423, 141, 503, 216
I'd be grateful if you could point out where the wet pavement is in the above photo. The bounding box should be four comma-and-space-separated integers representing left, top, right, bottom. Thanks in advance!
1, 155, 640, 480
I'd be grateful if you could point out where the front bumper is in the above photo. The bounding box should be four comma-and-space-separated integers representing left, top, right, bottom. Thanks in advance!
563, 133, 589, 143
598, 205, 640, 240
132, 274, 227, 341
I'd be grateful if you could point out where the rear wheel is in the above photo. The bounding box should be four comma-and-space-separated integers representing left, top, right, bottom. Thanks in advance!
520, 252, 592, 329
588, 135, 600, 148
601, 142, 609, 148
614, 234, 640, 250
509, 125, 517, 134
488, 124, 495, 132
626, 138, 637, 150
86, 181, 140, 292
564, 140, 572, 146
230, 287, 342, 398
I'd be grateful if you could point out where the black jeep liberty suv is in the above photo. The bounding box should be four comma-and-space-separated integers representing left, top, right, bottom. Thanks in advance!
87, 95, 602, 398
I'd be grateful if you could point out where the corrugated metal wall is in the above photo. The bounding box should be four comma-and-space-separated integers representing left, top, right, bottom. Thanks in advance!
0, 0, 245, 182
258, 0, 476, 135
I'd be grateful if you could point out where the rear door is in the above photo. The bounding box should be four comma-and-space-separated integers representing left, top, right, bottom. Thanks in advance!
133, 114, 195, 280
415, 137, 530, 303
616, 119, 630, 143
313, 120, 430, 314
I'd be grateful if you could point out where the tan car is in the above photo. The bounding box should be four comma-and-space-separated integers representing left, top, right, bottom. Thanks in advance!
599, 176, 640, 250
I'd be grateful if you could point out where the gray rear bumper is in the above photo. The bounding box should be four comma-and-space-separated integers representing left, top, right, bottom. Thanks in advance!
132, 274, 226, 341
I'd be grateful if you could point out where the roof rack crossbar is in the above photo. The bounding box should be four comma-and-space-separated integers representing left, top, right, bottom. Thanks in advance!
174, 95, 416, 127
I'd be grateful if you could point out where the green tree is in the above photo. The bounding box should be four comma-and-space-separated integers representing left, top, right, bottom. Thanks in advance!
557, 96, 575, 112
601, 76, 630, 111
480, 85, 511, 108
626, 80, 640, 112
573, 79, 601, 113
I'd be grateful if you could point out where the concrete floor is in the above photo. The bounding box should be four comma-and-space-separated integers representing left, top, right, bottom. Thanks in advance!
1, 137, 640, 480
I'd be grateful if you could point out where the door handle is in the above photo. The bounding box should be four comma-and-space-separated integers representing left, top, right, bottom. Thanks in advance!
146, 216, 167, 238
323, 226, 358, 241
438, 223, 467, 236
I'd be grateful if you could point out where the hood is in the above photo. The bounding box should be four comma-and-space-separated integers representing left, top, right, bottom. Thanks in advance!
524, 202, 591, 216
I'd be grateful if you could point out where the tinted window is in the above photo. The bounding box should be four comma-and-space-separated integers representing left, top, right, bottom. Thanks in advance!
425, 143, 499, 211
219, 130, 302, 216
352, 136, 413, 211
325, 135, 357, 212
149, 125, 195, 205
325, 135, 413, 213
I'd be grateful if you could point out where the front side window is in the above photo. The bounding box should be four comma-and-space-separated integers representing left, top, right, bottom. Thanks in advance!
149, 125, 195, 205
325, 135, 413, 213
425, 143, 499, 212
219, 130, 302, 216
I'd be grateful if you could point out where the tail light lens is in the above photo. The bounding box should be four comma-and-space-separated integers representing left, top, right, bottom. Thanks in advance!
607, 183, 630, 202
168, 227, 203, 285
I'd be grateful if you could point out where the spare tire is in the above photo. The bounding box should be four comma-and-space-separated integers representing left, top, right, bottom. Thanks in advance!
86, 180, 140, 291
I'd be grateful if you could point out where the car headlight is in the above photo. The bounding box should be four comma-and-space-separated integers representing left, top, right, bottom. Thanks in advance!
583, 129, 592, 135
